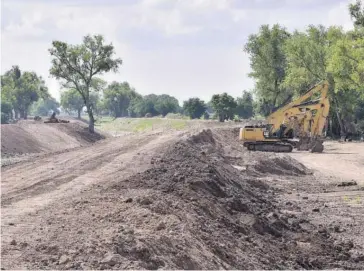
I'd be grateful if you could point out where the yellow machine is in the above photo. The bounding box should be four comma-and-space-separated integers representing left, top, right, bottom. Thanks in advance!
239, 80, 330, 153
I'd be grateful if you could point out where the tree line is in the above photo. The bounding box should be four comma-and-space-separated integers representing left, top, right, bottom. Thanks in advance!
1, 64, 255, 129
2, 1, 363, 136
244, 0, 364, 137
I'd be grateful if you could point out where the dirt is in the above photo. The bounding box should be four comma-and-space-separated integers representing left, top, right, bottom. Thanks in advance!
1, 120, 106, 156
1, 126, 364, 269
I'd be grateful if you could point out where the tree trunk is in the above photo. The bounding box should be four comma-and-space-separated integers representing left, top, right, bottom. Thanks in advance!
333, 97, 345, 138
77, 109, 81, 119
86, 104, 95, 133
335, 110, 345, 137
24, 111, 28, 120
19, 110, 25, 119
14, 110, 19, 119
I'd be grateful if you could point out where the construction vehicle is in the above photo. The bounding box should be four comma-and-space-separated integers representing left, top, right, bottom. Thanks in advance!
239, 80, 330, 153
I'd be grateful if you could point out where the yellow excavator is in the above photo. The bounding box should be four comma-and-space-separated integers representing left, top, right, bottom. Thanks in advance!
239, 80, 330, 153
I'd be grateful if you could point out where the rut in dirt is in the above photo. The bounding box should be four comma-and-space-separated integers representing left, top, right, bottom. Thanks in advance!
2, 129, 362, 270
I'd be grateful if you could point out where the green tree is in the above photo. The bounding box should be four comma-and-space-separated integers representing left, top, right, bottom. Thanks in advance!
60, 89, 84, 119
31, 97, 60, 116
210, 93, 237, 122
236, 91, 254, 119
284, 25, 350, 135
349, 0, 364, 27
183, 98, 206, 119
154, 94, 180, 116
244, 24, 291, 114
49, 34, 122, 133
1, 66, 49, 119
1, 101, 13, 124
328, 28, 364, 92
103, 82, 140, 117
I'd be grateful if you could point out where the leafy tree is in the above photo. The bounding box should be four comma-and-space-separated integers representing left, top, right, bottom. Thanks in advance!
31, 97, 60, 116
244, 24, 291, 114
132, 94, 159, 117
284, 25, 350, 135
49, 34, 122, 133
328, 28, 364, 92
127, 94, 180, 117
210, 93, 237, 122
103, 82, 141, 117
60, 89, 84, 119
1, 66, 49, 119
236, 91, 254, 119
154, 94, 180, 117
1, 101, 13, 124
349, 0, 364, 27
183, 98, 206, 119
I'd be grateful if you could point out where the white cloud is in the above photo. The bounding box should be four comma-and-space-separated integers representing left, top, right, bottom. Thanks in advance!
1, 0, 356, 103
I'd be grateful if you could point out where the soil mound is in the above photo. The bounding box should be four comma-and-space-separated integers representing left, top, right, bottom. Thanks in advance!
22, 129, 360, 270
249, 155, 311, 176
1, 121, 105, 155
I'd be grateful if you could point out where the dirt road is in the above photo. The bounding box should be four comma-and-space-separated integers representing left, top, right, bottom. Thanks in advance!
290, 141, 364, 185
1, 127, 364, 269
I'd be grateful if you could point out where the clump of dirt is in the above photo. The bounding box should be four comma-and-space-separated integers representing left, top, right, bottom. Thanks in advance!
1, 121, 105, 156
249, 155, 312, 176
15, 129, 360, 270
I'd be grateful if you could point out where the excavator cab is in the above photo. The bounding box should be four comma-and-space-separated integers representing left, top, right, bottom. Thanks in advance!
239, 124, 294, 152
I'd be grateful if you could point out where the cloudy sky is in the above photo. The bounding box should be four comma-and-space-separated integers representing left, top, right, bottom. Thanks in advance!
1, 0, 355, 103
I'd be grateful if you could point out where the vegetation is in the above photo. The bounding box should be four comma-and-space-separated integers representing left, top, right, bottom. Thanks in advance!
2, 2, 363, 138
49, 34, 122, 133
210, 93, 237, 122
244, 3, 364, 137
236, 91, 254, 119
1, 66, 49, 119
183, 98, 206, 119
31, 97, 60, 117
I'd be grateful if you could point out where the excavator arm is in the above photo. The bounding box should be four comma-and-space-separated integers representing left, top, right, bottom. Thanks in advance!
267, 80, 329, 136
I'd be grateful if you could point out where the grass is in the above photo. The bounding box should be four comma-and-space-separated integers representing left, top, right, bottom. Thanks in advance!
85, 116, 189, 134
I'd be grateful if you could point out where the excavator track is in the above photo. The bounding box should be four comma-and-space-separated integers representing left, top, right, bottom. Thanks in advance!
245, 142, 293, 153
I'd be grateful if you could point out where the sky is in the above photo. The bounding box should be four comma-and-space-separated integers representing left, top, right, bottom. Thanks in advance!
1, 0, 356, 103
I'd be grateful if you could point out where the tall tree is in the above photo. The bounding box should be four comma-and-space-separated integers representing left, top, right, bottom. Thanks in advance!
49, 34, 122, 133
210, 93, 237, 122
1, 66, 49, 119
349, 0, 364, 27
284, 25, 349, 136
236, 91, 254, 119
328, 28, 364, 93
103, 82, 140, 117
244, 24, 291, 114
154, 94, 180, 116
183, 98, 206, 119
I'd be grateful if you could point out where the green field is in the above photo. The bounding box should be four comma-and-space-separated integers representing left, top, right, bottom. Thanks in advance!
90, 116, 189, 134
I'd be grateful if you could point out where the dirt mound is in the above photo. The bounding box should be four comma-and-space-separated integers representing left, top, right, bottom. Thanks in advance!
249, 155, 311, 176
1, 121, 105, 156
16, 129, 360, 270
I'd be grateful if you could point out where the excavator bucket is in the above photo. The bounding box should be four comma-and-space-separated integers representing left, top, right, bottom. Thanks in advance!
297, 137, 311, 151
310, 140, 324, 153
